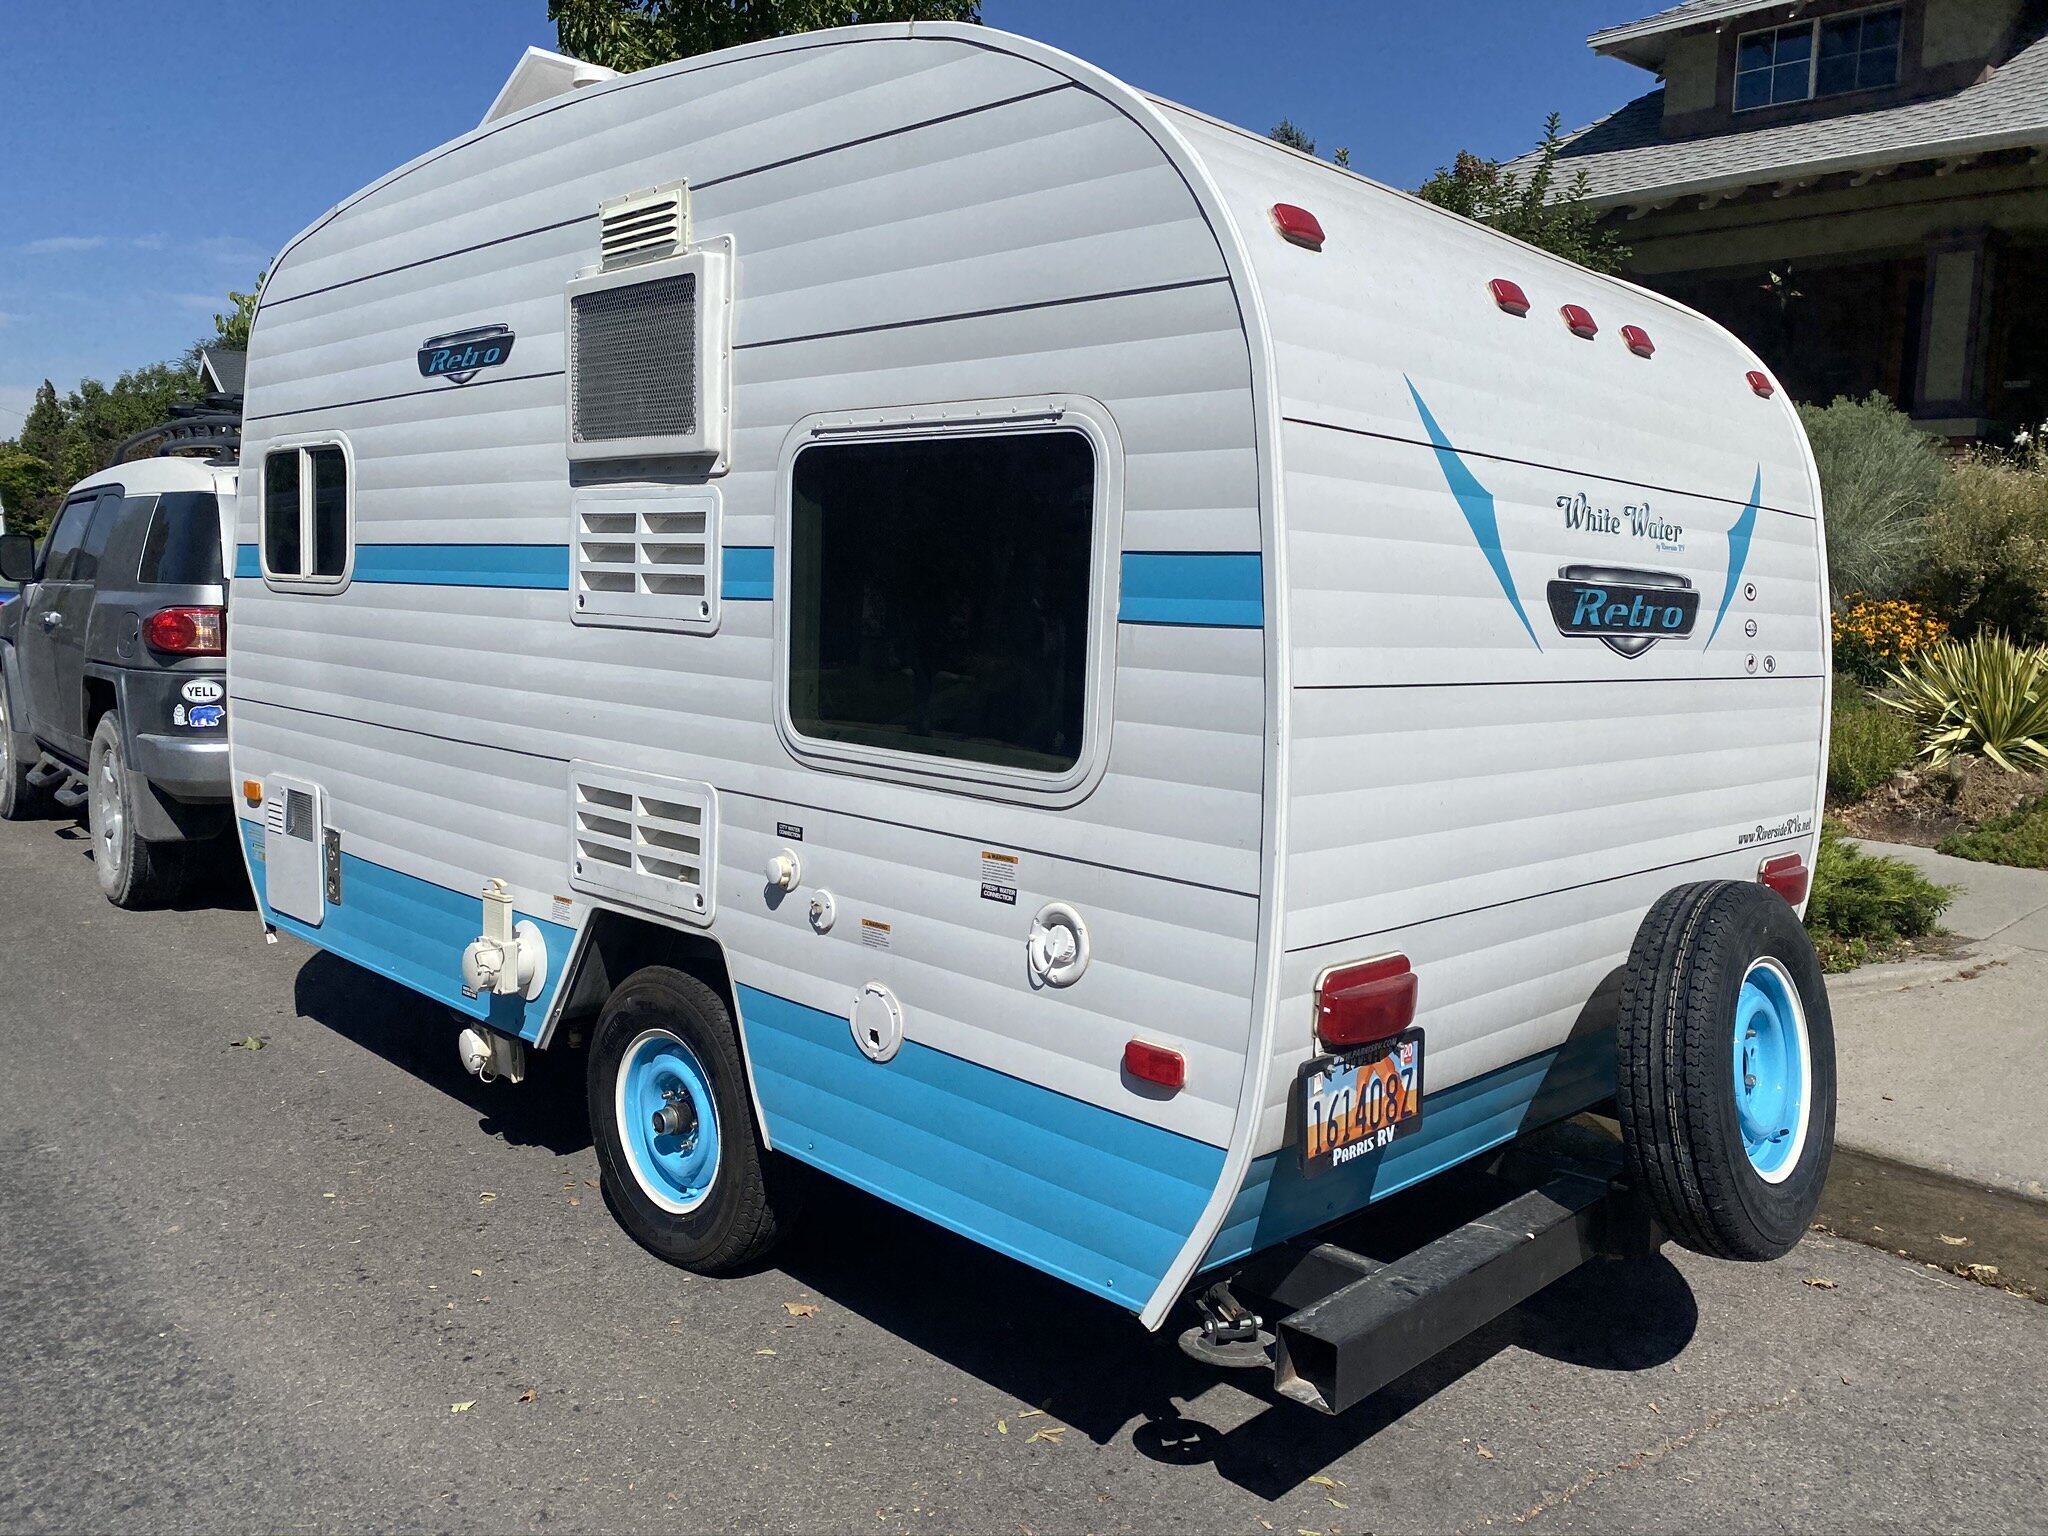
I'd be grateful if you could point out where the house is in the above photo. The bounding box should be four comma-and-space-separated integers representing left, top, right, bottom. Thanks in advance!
1541, 0, 2048, 439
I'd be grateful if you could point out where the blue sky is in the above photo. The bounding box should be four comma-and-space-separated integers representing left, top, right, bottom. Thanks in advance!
0, 1, 1656, 433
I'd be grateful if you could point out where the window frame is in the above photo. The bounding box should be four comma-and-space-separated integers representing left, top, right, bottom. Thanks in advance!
259, 434, 356, 593
1733, 4, 1903, 113
771, 397, 1124, 806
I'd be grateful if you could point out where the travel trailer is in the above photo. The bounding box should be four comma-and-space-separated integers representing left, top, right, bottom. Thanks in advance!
227, 25, 1834, 1411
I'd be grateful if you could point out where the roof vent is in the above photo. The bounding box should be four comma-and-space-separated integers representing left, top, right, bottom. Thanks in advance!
599, 183, 687, 270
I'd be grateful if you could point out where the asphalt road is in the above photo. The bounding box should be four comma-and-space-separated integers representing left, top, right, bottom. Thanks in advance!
3, 809, 2045, 1535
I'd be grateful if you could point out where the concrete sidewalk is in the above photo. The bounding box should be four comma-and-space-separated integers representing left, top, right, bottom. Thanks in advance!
1828, 840, 2048, 1204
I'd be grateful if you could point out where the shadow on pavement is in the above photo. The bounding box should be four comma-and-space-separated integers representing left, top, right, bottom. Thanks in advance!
775, 1174, 1700, 1500
290, 951, 593, 1157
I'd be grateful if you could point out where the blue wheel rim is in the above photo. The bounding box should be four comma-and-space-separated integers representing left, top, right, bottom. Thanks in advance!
1733, 957, 1811, 1183
617, 1029, 721, 1214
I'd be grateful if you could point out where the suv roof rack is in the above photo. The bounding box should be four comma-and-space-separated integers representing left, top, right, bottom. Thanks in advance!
107, 392, 243, 469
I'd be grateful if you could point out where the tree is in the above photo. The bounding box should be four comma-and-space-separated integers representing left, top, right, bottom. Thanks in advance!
212, 272, 265, 352
1270, 119, 1351, 168
551, 0, 979, 70
1414, 113, 1629, 275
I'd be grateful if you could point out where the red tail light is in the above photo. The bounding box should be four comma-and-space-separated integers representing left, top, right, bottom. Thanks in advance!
144, 606, 225, 657
1747, 370, 1777, 398
1313, 954, 1418, 1049
1621, 324, 1656, 358
1123, 1039, 1185, 1091
1560, 304, 1599, 339
1759, 853, 1811, 905
1270, 203, 1326, 251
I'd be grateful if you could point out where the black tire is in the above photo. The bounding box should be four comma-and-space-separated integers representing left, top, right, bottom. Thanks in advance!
88, 713, 187, 909
587, 965, 789, 1273
0, 667, 45, 821
1616, 880, 1836, 1261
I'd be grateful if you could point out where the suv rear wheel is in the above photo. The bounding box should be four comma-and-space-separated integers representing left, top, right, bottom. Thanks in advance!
0, 677, 46, 821
88, 712, 186, 908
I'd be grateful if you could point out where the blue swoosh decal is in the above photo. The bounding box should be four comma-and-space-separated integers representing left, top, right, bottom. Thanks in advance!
1407, 379, 1540, 650
1706, 470, 1761, 649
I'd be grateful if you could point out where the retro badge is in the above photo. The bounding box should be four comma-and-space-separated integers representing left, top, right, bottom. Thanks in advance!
1546, 564, 1699, 658
417, 323, 516, 385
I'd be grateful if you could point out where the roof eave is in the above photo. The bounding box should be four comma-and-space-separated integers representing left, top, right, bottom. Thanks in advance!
1581, 124, 2048, 208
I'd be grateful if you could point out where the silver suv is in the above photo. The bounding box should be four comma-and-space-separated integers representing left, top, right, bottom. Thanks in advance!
0, 456, 235, 906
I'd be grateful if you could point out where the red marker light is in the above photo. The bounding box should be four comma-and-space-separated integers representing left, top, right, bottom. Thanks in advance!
1621, 324, 1656, 358
1561, 304, 1599, 339
1489, 278, 1531, 316
1271, 203, 1325, 251
1313, 954, 1419, 1050
1123, 1039, 1186, 1091
143, 606, 225, 657
1747, 370, 1777, 398
1759, 853, 1811, 906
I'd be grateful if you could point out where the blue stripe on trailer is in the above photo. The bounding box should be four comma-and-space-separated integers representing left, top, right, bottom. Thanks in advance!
1200, 1028, 1618, 1270
1406, 378, 1542, 651
1118, 552, 1263, 628
235, 544, 260, 578
237, 820, 571, 1043
354, 543, 571, 589
736, 983, 1226, 1311
721, 545, 774, 600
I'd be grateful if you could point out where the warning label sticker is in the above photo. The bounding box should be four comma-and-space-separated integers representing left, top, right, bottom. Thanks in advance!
980, 849, 1019, 904
860, 918, 891, 951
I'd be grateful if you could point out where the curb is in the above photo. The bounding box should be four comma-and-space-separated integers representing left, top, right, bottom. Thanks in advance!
1816, 1144, 2047, 1302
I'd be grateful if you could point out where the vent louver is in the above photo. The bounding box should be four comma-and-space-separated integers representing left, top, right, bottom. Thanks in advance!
569, 764, 718, 925
572, 487, 721, 633
599, 183, 686, 269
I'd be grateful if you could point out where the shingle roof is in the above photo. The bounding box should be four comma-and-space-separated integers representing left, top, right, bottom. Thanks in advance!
1589, 1, 1788, 54
1516, 31, 2048, 204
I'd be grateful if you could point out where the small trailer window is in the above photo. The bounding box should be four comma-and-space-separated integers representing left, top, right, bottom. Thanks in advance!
261, 443, 352, 588
787, 431, 1095, 774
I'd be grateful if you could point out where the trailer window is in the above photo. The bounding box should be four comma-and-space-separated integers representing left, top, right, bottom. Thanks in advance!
262, 443, 351, 588
786, 431, 1095, 774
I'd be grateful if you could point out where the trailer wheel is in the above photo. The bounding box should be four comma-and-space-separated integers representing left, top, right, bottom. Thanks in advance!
587, 965, 788, 1273
88, 713, 186, 908
1616, 880, 1835, 1262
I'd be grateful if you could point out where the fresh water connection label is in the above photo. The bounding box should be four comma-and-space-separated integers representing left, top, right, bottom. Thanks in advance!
980, 850, 1019, 905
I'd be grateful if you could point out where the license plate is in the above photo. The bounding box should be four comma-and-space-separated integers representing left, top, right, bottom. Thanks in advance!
1297, 1029, 1425, 1177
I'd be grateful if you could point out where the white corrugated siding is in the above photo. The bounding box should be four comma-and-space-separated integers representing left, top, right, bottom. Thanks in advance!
231, 35, 1266, 1149
1163, 107, 1828, 1155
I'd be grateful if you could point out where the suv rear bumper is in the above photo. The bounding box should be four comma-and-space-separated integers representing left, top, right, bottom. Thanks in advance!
130, 730, 229, 801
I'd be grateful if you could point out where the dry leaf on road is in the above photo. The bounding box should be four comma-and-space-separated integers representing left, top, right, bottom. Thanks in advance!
517, 1391, 536, 1404
1027, 1426, 1067, 1445
450, 1401, 475, 1414
783, 1302, 819, 1318
1803, 1278, 1838, 1290
1938, 1234, 1971, 1247
230, 1036, 266, 1051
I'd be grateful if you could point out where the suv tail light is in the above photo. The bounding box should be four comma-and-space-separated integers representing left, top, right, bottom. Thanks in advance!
1759, 853, 1810, 905
144, 606, 225, 657
1313, 954, 1418, 1049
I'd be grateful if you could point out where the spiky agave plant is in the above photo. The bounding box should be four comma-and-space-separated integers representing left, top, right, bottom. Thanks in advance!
1880, 632, 2048, 772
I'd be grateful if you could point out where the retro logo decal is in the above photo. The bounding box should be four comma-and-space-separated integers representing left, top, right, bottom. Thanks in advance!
418, 324, 516, 385
1547, 565, 1698, 657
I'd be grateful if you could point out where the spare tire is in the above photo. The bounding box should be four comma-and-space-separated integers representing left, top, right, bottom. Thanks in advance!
1616, 879, 1835, 1261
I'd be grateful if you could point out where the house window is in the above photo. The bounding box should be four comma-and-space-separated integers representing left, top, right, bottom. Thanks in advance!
1736, 6, 1901, 112
786, 430, 1096, 775
261, 443, 352, 588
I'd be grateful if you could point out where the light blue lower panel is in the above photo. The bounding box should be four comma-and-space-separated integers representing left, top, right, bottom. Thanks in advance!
239, 821, 571, 1042
1202, 1029, 1617, 1270
737, 984, 1226, 1311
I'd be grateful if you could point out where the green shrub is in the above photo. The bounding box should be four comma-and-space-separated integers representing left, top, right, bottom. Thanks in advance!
1918, 442, 2048, 643
1881, 631, 2048, 771
1827, 689, 1918, 802
1938, 796, 2048, 868
1798, 393, 1947, 603
1805, 822, 1955, 971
